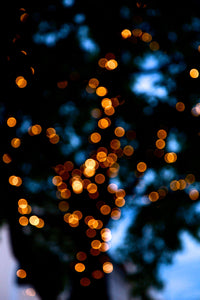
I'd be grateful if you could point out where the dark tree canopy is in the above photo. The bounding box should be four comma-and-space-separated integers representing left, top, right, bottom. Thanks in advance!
1, 1, 200, 299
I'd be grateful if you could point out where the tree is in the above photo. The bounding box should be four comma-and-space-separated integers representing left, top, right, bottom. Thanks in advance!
1, 1, 200, 299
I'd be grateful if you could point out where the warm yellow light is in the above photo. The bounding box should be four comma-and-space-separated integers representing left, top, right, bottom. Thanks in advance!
91, 240, 101, 250
190, 68, 199, 78
2, 153, 12, 164
36, 218, 45, 228
87, 183, 98, 194
83, 167, 96, 178
75, 263, 85, 273
18, 199, 28, 209
96, 151, 107, 162
20, 13, 29, 22
52, 176, 62, 186
49, 134, 60, 144
164, 152, 177, 163
105, 59, 118, 70
100, 205, 111, 215
137, 162, 147, 172
72, 180, 83, 194
111, 208, 121, 220
68, 214, 79, 227
87, 218, 98, 229
98, 118, 109, 129
157, 129, 167, 139
189, 189, 199, 200
101, 228, 112, 242
101, 98, 112, 109
121, 29, 132, 39
29, 124, 42, 135
15, 76, 27, 88
29, 215, 40, 226
9, 176, 22, 187
7, 117, 17, 127
11, 138, 21, 148
16, 269, 27, 279
85, 159, 96, 169
123, 145, 134, 156
149, 191, 159, 202
61, 189, 71, 199
46, 127, 56, 138
115, 197, 125, 207
19, 216, 29, 226
170, 180, 180, 191
90, 132, 101, 143
30, 67, 35, 75
156, 139, 166, 149
96, 86, 108, 97
114, 127, 125, 137
107, 183, 118, 193
179, 179, 187, 190
110, 139, 121, 150
98, 58, 108, 68
141, 32, 152, 43
103, 262, 113, 274
88, 78, 99, 88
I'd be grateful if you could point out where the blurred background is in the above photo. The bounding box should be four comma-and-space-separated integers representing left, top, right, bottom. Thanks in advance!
1, 1, 200, 299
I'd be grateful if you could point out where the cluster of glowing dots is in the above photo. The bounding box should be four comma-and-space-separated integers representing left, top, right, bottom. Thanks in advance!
6, 117, 21, 149
18, 198, 44, 228
86, 77, 100, 93
64, 211, 83, 228
155, 129, 167, 150
101, 98, 115, 116
121, 28, 159, 51
46, 127, 60, 144
169, 174, 198, 200
83, 158, 97, 178
98, 53, 118, 71
77, 261, 113, 286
